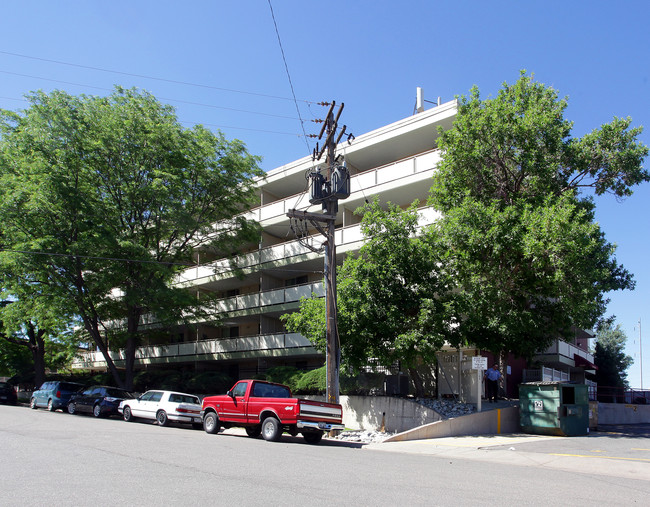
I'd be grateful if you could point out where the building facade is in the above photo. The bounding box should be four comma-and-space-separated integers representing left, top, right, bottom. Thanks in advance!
71, 98, 596, 399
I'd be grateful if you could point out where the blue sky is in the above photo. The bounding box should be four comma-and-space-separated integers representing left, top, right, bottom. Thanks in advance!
1, 1, 649, 388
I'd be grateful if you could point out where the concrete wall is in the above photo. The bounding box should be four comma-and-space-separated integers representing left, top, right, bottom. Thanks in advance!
306, 395, 444, 433
597, 402, 650, 424
340, 395, 444, 433
384, 407, 520, 442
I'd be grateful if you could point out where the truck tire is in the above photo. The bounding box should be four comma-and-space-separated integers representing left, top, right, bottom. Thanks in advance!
302, 431, 323, 445
203, 412, 220, 434
245, 425, 262, 438
261, 416, 282, 442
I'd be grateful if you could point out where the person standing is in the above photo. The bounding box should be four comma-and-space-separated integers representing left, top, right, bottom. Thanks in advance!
484, 364, 502, 403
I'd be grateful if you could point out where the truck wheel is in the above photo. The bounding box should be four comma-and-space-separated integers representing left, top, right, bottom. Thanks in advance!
261, 416, 282, 442
203, 412, 220, 434
245, 425, 262, 438
302, 431, 323, 445
156, 410, 169, 427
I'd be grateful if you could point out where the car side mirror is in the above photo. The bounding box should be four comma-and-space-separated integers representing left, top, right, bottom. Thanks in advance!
227, 390, 233, 398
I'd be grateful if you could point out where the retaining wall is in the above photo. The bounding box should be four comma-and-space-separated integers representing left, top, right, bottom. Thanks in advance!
597, 402, 650, 424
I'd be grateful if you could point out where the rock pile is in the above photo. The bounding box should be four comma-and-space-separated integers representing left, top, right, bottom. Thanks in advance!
333, 430, 393, 443
416, 398, 476, 418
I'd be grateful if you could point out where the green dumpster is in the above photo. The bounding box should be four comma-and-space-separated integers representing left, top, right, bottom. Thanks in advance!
519, 382, 589, 436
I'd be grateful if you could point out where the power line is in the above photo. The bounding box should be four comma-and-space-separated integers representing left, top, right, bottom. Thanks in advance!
0, 50, 314, 104
267, 0, 312, 155
0, 70, 301, 121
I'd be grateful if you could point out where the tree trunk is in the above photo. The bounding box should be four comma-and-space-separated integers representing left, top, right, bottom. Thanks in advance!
124, 306, 143, 392
82, 316, 127, 389
499, 349, 508, 399
408, 367, 425, 398
23, 323, 46, 389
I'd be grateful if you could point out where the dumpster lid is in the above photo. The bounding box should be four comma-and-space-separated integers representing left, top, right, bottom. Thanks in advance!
521, 381, 582, 386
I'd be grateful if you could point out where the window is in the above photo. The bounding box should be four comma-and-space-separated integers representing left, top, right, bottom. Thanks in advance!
232, 382, 248, 397
150, 392, 163, 402
284, 275, 308, 287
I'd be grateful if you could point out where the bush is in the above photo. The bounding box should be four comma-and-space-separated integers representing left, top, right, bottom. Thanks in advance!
294, 366, 326, 394
185, 371, 234, 394
263, 366, 303, 392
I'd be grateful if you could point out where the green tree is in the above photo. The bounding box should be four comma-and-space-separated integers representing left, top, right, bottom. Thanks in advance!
0, 296, 78, 387
428, 72, 648, 363
283, 200, 459, 396
0, 87, 263, 390
594, 321, 633, 401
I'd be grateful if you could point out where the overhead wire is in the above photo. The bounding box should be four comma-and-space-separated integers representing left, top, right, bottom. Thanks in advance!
0, 50, 313, 104
266, 0, 312, 155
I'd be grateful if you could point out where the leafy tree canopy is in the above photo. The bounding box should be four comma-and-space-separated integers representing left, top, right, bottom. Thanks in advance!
0, 87, 264, 389
594, 321, 633, 392
283, 200, 461, 394
427, 72, 647, 358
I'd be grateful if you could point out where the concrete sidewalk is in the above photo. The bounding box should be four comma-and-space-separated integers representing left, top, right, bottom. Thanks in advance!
363, 429, 650, 481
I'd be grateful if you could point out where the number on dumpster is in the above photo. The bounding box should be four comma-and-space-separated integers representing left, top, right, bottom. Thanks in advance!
533, 400, 543, 411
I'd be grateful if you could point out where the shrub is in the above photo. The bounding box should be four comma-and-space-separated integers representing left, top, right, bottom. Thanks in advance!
263, 366, 303, 392
294, 366, 326, 394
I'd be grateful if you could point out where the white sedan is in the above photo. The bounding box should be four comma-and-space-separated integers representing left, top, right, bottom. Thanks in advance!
118, 390, 203, 428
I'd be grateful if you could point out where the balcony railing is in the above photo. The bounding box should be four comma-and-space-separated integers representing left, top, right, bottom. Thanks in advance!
177, 205, 440, 286
254, 149, 441, 223
538, 339, 595, 365
71, 332, 316, 370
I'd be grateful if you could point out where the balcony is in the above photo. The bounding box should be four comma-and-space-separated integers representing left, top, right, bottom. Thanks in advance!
71, 332, 317, 370
177, 205, 441, 287
534, 339, 596, 371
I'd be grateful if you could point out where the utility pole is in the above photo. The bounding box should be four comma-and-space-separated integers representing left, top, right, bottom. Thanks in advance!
286, 101, 352, 405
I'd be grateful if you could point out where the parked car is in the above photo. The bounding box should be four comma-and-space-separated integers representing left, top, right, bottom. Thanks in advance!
30, 381, 84, 411
118, 390, 202, 428
67, 385, 134, 418
0, 381, 18, 405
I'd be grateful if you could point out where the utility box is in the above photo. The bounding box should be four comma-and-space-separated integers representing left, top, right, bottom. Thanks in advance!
519, 382, 589, 436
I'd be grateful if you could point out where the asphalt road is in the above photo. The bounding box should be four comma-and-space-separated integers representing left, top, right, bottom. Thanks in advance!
1, 404, 648, 506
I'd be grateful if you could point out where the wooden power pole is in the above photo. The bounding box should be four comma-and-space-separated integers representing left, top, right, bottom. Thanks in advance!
286, 101, 351, 405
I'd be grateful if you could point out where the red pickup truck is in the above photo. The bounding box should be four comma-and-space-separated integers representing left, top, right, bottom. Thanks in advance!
201, 379, 344, 444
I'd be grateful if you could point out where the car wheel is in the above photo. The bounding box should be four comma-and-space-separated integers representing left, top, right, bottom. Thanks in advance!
156, 410, 169, 426
47, 399, 55, 412
93, 404, 102, 418
203, 412, 220, 434
261, 416, 282, 442
68, 402, 76, 415
30, 398, 37, 410
123, 405, 134, 422
302, 431, 323, 445
245, 425, 262, 438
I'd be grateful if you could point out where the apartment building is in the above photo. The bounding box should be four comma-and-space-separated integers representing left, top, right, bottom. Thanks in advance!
71, 97, 596, 398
